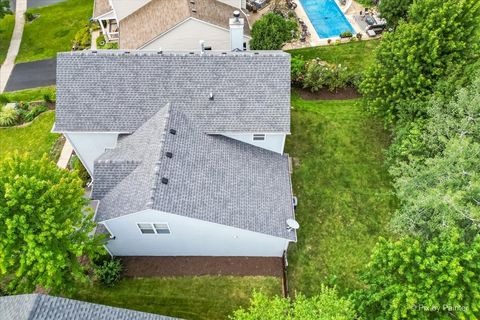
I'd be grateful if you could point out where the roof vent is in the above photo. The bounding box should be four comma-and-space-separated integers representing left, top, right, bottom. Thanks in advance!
169, 129, 177, 135
91, 50, 97, 54
286, 219, 300, 231
209, 92, 214, 101
161, 177, 169, 184
192, 8, 197, 13
165, 152, 173, 158
157, 50, 163, 54
124, 51, 130, 54
233, 10, 241, 21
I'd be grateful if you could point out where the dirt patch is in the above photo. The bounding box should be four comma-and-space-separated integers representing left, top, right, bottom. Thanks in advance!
294, 87, 361, 100
119, 256, 284, 277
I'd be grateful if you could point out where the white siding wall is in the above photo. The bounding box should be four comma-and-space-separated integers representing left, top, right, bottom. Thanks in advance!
103, 209, 290, 257
222, 133, 286, 154
141, 18, 249, 51
65, 132, 118, 175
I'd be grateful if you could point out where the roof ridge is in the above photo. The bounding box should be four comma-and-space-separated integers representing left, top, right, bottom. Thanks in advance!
145, 103, 171, 209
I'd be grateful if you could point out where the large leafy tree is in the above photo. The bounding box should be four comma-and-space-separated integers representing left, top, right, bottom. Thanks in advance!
391, 138, 480, 239
378, 0, 413, 28
360, 0, 480, 125
250, 12, 297, 50
231, 286, 356, 319
0, 154, 103, 294
354, 229, 480, 319
0, 0, 11, 19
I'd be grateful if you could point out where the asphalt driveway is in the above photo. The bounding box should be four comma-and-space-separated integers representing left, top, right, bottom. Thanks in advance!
10, 0, 66, 10
4, 58, 56, 92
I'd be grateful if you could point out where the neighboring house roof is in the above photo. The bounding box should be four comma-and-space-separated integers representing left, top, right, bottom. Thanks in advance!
54, 50, 291, 134
92, 102, 296, 241
0, 294, 177, 320
92, 0, 249, 49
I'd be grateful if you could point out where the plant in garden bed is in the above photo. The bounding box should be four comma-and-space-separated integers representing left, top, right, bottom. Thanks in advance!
72, 24, 91, 50
96, 34, 119, 49
339, 31, 353, 38
94, 259, 123, 287
0, 104, 18, 127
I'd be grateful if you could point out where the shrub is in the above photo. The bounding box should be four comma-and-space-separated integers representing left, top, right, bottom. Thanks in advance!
250, 12, 297, 50
0, 106, 18, 127
94, 259, 122, 287
24, 11, 35, 22
303, 60, 350, 92
0, 95, 9, 105
340, 31, 353, 38
43, 93, 53, 104
24, 105, 48, 122
72, 25, 91, 50
71, 155, 91, 187
291, 57, 306, 86
96, 34, 119, 49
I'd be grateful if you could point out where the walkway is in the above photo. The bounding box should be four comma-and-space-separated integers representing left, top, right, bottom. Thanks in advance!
0, 0, 26, 93
56, 139, 73, 169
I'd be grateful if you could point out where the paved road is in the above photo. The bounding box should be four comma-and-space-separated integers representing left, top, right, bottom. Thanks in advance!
10, 0, 66, 10
4, 58, 56, 92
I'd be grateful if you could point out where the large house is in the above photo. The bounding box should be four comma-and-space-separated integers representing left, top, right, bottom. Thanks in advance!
93, 0, 251, 51
53, 50, 298, 258
0, 294, 176, 319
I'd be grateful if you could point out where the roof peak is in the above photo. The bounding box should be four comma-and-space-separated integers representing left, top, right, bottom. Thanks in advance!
58, 50, 290, 58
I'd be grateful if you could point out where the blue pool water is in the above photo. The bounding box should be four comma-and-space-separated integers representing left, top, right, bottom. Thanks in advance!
300, 0, 355, 38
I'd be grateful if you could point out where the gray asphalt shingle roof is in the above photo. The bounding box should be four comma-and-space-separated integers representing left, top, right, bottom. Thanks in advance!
0, 294, 177, 320
54, 50, 290, 133
93, 103, 296, 241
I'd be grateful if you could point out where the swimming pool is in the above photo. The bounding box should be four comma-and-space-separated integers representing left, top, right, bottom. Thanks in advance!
299, 0, 355, 38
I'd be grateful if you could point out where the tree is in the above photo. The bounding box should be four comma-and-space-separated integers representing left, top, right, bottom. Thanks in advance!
390, 138, 480, 240
354, 230, 480, 319
378, 0, 413, 28
0, 154, 103, 294
250, 12, 297, 50
231, 286, 356, 320
0, 0, 11, 19
360, 0, 480, 125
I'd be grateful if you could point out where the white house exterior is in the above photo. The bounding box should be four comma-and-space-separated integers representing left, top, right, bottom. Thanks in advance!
54, 50, 296, 258
93, 0, 250, 51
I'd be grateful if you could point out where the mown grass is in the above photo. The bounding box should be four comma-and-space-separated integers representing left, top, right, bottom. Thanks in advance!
0, 111, 59, 160
287, 40, 380, 75
1, 86, 56, 102
285, 95, 396, 296
16, 0, 92, 62
0, 14, 15, 64
69, 276, 282, 320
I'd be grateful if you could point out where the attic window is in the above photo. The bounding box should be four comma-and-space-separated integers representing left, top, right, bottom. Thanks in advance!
253, 134, 266, 141
137, 223, 155, 234
137, 223, 171, 235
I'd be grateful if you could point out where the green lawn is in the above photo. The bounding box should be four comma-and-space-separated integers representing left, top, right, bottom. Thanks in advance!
285, 96, 396, 295
16, 0, 93, 63
69, 276, 282, 320
287, 40, 380, 75
0, 14, 15, 64
1, 86, 56, 102
0, 111, 59, 160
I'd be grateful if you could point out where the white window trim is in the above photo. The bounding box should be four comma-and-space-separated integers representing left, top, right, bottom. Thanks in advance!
253, 133, 266, 141
136, 222, 171, 235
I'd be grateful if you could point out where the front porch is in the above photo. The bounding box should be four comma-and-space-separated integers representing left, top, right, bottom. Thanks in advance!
95, 11, 119, 42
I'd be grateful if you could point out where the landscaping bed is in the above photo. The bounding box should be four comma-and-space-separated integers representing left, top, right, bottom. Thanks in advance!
285, 96, 396, 295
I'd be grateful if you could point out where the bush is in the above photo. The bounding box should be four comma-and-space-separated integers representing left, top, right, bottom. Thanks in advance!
0, 106, 18, 127
43, 93, 54, 104
72, 25, 91, 50
24, 104, 48, 122
71, 155, 91, 187
250, 12, 297, 50
24, 11, 36, 22
340, 31, 353, 38
96, 34, 119, 49
303, 60, 350, 92
291, 57, 306, 86
94, 259, 122, 287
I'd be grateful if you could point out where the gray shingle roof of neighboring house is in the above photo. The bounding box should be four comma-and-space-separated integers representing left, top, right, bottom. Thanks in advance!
92, 102, 296, 241
0, 294, 177, 320
54, 50, 290, 134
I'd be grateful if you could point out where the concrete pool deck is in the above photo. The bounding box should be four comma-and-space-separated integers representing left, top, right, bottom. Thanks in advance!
285, 0, 368, 48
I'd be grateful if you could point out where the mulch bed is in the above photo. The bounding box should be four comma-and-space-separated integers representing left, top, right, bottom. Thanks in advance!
294, 87, 361, 100
119, 256, 284, 277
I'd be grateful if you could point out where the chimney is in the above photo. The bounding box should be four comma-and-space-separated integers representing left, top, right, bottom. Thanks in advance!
229, 10, 244, 51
